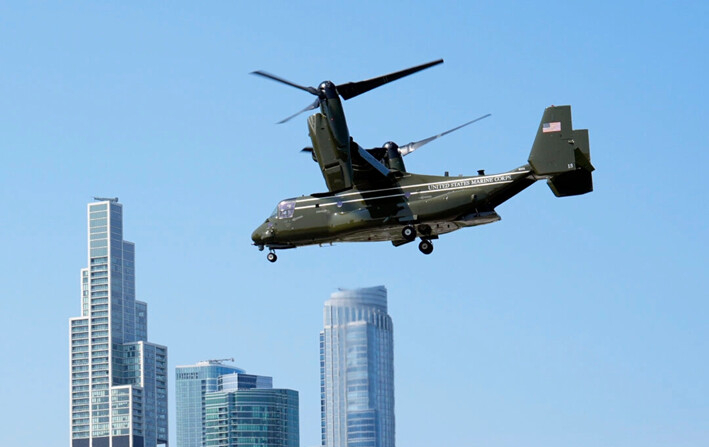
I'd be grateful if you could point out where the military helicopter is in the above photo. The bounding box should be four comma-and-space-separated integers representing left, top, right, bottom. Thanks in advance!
251, 60, 593, 262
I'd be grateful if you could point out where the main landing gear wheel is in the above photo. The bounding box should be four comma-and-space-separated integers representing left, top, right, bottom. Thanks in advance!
267, 252, 278, 263
402, 225, 417, 241
418, 239, 434, 255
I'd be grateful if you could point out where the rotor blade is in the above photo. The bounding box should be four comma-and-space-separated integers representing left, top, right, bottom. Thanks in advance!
251, 70, 319, 96
398, 113, 492, 156
277, 98, 321, 124
357, 145, 391, 177
301, 147, 317, 162
336, 59, 444, 100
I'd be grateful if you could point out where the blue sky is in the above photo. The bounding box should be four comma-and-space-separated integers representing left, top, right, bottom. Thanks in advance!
1, 2, 707, 446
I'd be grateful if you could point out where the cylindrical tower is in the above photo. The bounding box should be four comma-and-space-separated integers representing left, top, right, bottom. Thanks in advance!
320, 286, 395, 447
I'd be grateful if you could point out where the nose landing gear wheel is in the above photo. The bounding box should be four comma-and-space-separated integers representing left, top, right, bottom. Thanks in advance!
418, 239, 433, 255
267, 252, 278, 263
402, 225, 417, 241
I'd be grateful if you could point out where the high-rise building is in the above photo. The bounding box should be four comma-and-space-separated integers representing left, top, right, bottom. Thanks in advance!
204, 379, 299, 447
320, 286, 395, 447
176, 361, 299, 447
175, 360, 245, 447
69, 198, 168, 447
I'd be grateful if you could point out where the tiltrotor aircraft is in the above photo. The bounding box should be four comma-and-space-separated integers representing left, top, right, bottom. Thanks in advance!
251, 59, 594, 262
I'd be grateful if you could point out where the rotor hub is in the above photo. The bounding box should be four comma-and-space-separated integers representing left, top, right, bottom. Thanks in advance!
383, 141, 400, 160
318, 81, 338, 99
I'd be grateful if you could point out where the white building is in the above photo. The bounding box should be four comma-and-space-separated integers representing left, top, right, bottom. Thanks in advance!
70, 199, 168, 447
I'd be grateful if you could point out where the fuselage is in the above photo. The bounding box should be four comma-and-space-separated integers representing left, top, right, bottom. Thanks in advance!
250, 63, 592, 261
251, 165, 537, 249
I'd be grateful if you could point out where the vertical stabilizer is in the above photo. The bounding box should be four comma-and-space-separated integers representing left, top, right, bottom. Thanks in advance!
528, 105, 594, 197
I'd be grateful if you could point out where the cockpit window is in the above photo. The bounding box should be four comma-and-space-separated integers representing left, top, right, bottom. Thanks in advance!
277, 200, 296, 219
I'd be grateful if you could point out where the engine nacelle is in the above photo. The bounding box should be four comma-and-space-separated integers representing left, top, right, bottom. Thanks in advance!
383, 141, 406, 172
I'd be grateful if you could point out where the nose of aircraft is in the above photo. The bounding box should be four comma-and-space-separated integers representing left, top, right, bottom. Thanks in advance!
251, 221, 270, 245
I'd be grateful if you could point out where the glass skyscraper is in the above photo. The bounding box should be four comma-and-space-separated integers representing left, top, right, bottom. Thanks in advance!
70, 198, 168, 447
176, 361, 299, 447
320, 286, 395, 447
175, 360, 245, 447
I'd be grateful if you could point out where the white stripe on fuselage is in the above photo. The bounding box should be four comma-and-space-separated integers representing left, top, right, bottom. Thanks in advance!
293, 171, 529, 210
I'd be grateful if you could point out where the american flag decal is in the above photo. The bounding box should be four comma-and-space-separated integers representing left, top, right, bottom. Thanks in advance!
543, 122, 561, 133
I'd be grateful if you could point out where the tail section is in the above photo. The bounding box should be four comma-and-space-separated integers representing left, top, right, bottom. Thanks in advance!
528, 105, 594, 197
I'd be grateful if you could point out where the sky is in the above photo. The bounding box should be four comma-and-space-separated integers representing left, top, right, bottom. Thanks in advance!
1, 1, 708, 446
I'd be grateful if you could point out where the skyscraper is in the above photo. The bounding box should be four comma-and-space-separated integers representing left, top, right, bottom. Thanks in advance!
70, 198, 168, 447
176, 361, 299, 447
175, 360, 245, 447
320, 286, 395, 447
204, 379, 299, 447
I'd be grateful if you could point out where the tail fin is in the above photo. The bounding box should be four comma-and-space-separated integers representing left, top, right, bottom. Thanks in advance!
528, 105, 594, 197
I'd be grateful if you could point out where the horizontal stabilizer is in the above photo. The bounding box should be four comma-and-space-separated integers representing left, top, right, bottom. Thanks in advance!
547, 167, 593, 197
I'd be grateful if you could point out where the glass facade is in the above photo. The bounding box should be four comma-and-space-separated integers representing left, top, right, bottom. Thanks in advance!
176, 362, 299, 447
204, 388, 299, 447
320, 286, 395, 447
175, 361, 245, 447
70, 199, 168, 447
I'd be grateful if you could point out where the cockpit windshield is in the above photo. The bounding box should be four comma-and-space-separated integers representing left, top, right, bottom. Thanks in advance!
276, 200, 296, 219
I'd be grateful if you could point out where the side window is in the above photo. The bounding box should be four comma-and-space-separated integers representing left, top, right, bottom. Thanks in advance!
277, 200, 296, 219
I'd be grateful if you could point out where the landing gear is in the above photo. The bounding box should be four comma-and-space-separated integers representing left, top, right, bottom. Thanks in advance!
267, 251, 278, 263
402, 225, 417, 241
418, 239, 434, 255
417, 224, 432, 237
